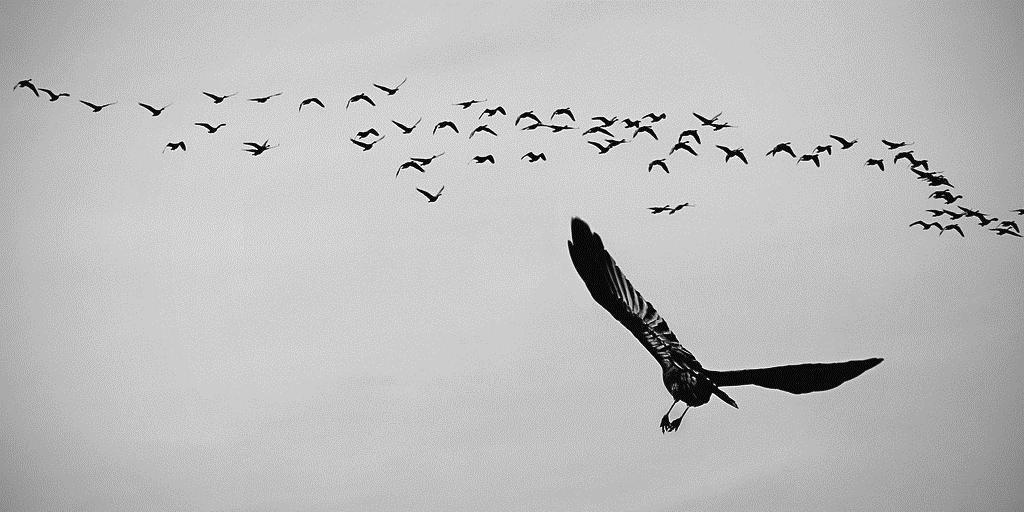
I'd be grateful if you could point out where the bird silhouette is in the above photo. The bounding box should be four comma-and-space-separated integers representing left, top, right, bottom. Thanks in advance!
80, 100, 116, 112
163, 141, 186, 153
942, 224, 965, 237
479, 106, 506, 119
622, 118, 642, 129
13, 79, 38, 96
38, 88, 70, 101
551, 108, 576, 121
248, 92, 282, 103
643, 112, 667, 123
242, 140, 277, 156
991, 227, 1023, 237
356, 128, 380, 139
931, 191, 963, 204
866, 158, 885, 171
910, 220, 943, 232
194, 122, 226, 133
522, 152, 546, 162
346, 93, 375, 108
669, 141, 697, 156
582, 126, 615, 137
396, 160, 427, 177
520, 122, 544, 131
587, 141, 613, 154
692, 112, 721, 126
544, 124, 576, 133
567, 218, 883, 433
882, 139, 912, 150
138, 102, 171, 116
433, 121, 459, 134
957, 206, 988, 221
633, 126, 658, 140
410, 153, 444, 166
469, 125, 497, 138
797, 154, 820, 167
829, 135, 857, 149
648, 159, 669, 173
1011, 209, 1024, 216
392, 118, 421, 134
350, 135, 385, 151
710, 122, 734, 131
910, 159, 929, 171
416, 186, 444, 202
893, 151, 915, 164
202, 91, 236, 103
591, 116, 618, 127
978, 216, 1000, 227
605, 138, 629, 149
372, 77, 407, 96
454, 99, 486, 109
471, 155, 495, 164
678, 130, 700, 145
649, 205, 672, 214
925, 209, 962, 220
299, 97, 325, 111
766, 142, 796, 158
716, 145, 748, 164
814, 145, 832, 155
516, 111, 542, 126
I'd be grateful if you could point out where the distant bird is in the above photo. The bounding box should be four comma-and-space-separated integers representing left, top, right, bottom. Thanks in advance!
194, 122, 226, 133
930, 190, 963, 204
648, 159, 669, 173
248, 92, 282, 103
522, 152, 546, 162
709, 122, 734, 131
392, 118, 421, 134
545, 124, 576, 133
521, 122, 544, 131
298, 97, 324, 111
692, 111, 721, 126
242, 140, 277, 156
346, 93, 375, 108
516, 111, 542, 126
643, 112, 667, 123
202, 91, 236, 103
633, 126, 658, 140
829, 135, 857, 149
588, 141, 613, 154
350, 135, 385, 151
926, 209, 963, 220
469, 125, 497, 138
957, 206, 987, 220
882, 139, 912, 150
716, 145, 748, 164
416, 186, 444, 202
910, 159, 929, 171
677, 130, 701, 145
909, 220, 943, 232
567, 217, 883, 433
591, 116, 618, 127
998, 220, 1019, 232
356, 128, 380, 139
766, 142, 796, 158
893, 151, 915, 164
605, 138, 629, 149
410, 153, 444, 166
622, 118, 642, 129
396, 160, 426, 177
138, 102, 171, 116
80, 100, 116, 112
866, 158, 885, 171
162, 141, 186, 153
814, 145, 832, 155
649, 204, 691, 214
38, 88, 69, 101
454, 99, 486, 109
991, 227, 1023, 237
942, 224, 965, 237
669, 141, 697, 156
667, 203, 693, 213
1011, 209, 1024, 215
978, 216, 1000, 227
433, 121, 459, 134
471, 155, 495, 164
551, 108, 576, 121
13, 79, 38, 96
583, 126, 615, 137
372, 77, 407, 96
479, 106, 506, 119
797, 154, 820, 167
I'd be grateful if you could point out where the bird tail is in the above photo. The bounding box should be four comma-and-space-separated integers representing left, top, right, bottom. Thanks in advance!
704, 358, 882, 395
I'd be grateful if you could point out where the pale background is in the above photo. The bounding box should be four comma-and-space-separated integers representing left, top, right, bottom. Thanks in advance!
2, 2, 1023, 511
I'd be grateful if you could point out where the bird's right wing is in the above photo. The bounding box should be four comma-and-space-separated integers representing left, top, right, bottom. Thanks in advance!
703, 358, 883, 394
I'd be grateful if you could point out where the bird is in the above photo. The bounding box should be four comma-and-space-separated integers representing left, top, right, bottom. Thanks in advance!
567, 218, 883, 433
588, 141, 613, 154
522, 152, 546, 162
829, 135, 857, 149
471, 155, 495, 164
582, 126, 615, 137
516, 111, 542, 126
356, 128, 380, 139
396, 160, 427, 177
893, 151, 915, 164
1011, 209, 1024, 216
591, 116, 618, 127
551, 108, 576, 121
605, 138, 629, 149
520, 122, 543, 131
80, 100, 116, 112
926, 209, 963, 220
882, 139, 912, 150
372, 78, 407, 96
346, 93, 375, 108
242, 140, 277, 156
910, 220, 944, 232
162, 141, 186, 153
710, 122, 734, 131
138, 102, 171, 116
14, 78, 39, 96
416, 186, 444, 202
648, 205, 672, 214
622, 118, 642, 129
392, 118, 421, 134
479, 106, 506, 119
545, 124, 576, 133
991, 227, 1023, 237
797, 154, 820, 167
350, 135, 385, 151
910, 159, 929, 171
433, 121, 459, 134
469, 125, 497, 138
814, 145, 832, 155
957, 206, 988, 221
454, 99, 486, 109
669, 141, 697, 156
633, 126, 658, 140
202, 91, 236, 103
978, 216, 1000, 227
766, 142, 796, 158
666, 203, 693, 214
692, 112, 721, 126
716, 145, 748, 164
643, 112, 667, 123
648, 159, 669, 173
931, 191, 963, 204
298, 97, 325, 111
410, 153, 444, 166
38, 88, 69, 101
248, 92, 282, 103
678, 130, 701, 145
942, 224, 965, 237
866, 158, 885, 171
194, 122, 226, 133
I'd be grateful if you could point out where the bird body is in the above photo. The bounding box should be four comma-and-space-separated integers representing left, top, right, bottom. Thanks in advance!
670, 141, 697, 156
678, 130, 700, 145
648, 159, 669, 173
814, 145, 832, 155
516, 111, 541, 126
202, 91, 236, 103
480, 106, 506, 119
866, 158, 885, 171
829, 134, 857, 149
469, 125, 497, 138
139, 102, 171, 116
393, 118, 422, 134
767, 142, 795, 158
716, 145, 747, 164
454, 99, 486, 109
433, 121, 459, 134
633, 126, 658, 140
798, 154, 820, 167
551, 108, 576, 121
350, 135, 385, 151
248, 92, 282, 103
346, 93, 375, 108
299, 97, 325, 111
471, 155, 495, 164
416, 186, 444, 202
356, 128, 380, 139
163, 141, 186, 153
522, 152, 546, 162
195, 122, 226, 133
373, 78, 407, 95
14, 79, 38, 96
80, 100, 116, 112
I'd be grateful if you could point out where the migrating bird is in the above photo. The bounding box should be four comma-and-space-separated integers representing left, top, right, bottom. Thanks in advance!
716, 145, 748, 164
551, 108, 576, 122
797, 154, 820, 167
13, 79, 39, 96
522, 152, 546, 163
622, 118, 642, 130
516, 111, 542, 126
991, 227, 1023, 237
38, 88, 69, 101
392, 118, 421, 134
480, 106, 506, 119
710, 122, 734, 131
942, 224, 965, 237
138, 102, 171, 116
692, 111, 721, 126
670, 141, 697, 156
202, 91, 236, 103
163, 141, 186, 153
893, 151, 915, 164
469, 125, 497, 138
410, 153, 444, 166
80, 100, 116, 112
910, 220, 944, 232
633, 126, 658, 140
299, 97, 325, 111
678, 130, 700, 145
373, 77, 407, 96
649, 203, 693, 214
926, 209, 963, 220
587, 141, 613, 154
648, 159, 669, 173
545, 124, 576, 133
643, 112, 667, 123
582, 126, 615, 137
882, 139, 912, 150
471, 155, 495, 164
829, 135, 857, 150
350, 135, 385, 151
605, 138, 629, 149
814, 145, 832, 155
766, 142, 796, 158
356, 128, 380, 139
242, 140, 277, 156
433, 121, 459, 134
248, 92, 282, 103
346, 93, 375, 108
416, 186, 444, 203
930, 190, 963, 204
567, 218, 883, 433
454, 99, 486, 109
866, 158, 885, 171
194, 122, 226, 133
591, 116, 618, 127
396, 160, 427, 177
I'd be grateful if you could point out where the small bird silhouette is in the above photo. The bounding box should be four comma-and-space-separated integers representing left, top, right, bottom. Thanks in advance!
13, 79, 38, 96
814, 145, 832, 155
248, 92, 282, 103
471, 155, 495, 164
692, 112, 721, 126
346, 93, 375, 108
766, 142, 796, 158
633, 126, 658, 140
829, 135, 857, 149
80, 100, 116, 112
350, 135, 385, 151
588, 141, 613, 154
392, 118, 421, 134
678, 130, 700, 145
242, 140, 278, 156
709, 122, 734, 131
931, 190, 963, 204
356, 128, 380, 139
551, 108, 576, 121
522, 152, 546, 162
298, 97, 325, 111
893, 151, 915, 164
865, 158, 885, 171
716, 145, 748, 164
163, 141, 186, 153
138, 102, 171, 116
454, 99, 486, 109
909, 220, 943, 232
797, 154, 820, 167
544, 124, 575, 133
649, 205, 673, 214
396, 160, 427, 177
998, 220, 1019, 232
882, 139, 912, 150
372, 78, 407, 96
670, 141, 697, 156
648, 159, 669, 173
622, 118, 642, 129
433, 121, 459, 134
38, 88, 70, 101
410, 153, 444, 166
416, 186, 444, 202
583, 126, 615, 137
469, 125, 497, 138
591, 116, 618, 127
605, 138, 629, 149
202, 91, 236, 103
643, 112, 667, 123
942, 224, 965, 237
479, 106, 506, 119
194, 122, 226, 133
991, 227, 1023, 237
516, 111, 542, 126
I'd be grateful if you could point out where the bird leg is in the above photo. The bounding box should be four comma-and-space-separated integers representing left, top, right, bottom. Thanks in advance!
661, 400, 679, 433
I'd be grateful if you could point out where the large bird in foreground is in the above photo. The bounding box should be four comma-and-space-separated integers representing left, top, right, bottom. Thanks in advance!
567, 218, 883, 433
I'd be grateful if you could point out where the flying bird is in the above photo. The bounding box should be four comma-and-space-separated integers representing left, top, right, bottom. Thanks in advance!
202, 91, 236, 103
454, 99, 486, 109
516, 111, 541, 126
356, 128, 380, 139
14, 79, 39, 96
893, 151, 915, 164
942, 224, 965, 237
396, 160, 427, 177
299, 97, 325, 111
622, 118, 642, 129
991, 227, 1023, 237
814, 145, 832, 155
469, 124, 497, 138
649, 203, 694, 214
242, 140, 277, 156
1010, 209, 1024, 216
194, 122, 226, 133
138, 102, 171, 116
350, 135, 385, 151
797, 154, 820, 167
392, 118, 421, 134
910, 220, 943, 232
248, 92, 282, 103
882, 139, 912, 150
551, 108, 576, 121
866, 158, 885, 171
372, 77, 407, 96
633, 126, 658, 140
648, 159, 669, 173
692, 111, 721, 126
643, 112, 667, 123
471, 155, 495, 164
80, 100, 116, 112
583, 126, 615, 137
709, 122, 734, 131
766, 142, 796, 158
522, 152, 546, 162
716, 145, 748, 164
38, 88, 69, 101
669, 141, 697, 156
163, 141, 186, 153
591, 116, 618, 127
433, 121, 459, 134
410, 153, 444, 166
829, 135, 857, 149
567, 218, 883, 432
346, 93, 375, 108
416, 186, 444, 202
480, 106, 506, 119
678, 130, 701, 145
588, 141, 613, 154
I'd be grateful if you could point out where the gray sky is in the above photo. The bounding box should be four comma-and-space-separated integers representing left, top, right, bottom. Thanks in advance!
2, 1, 1023, 511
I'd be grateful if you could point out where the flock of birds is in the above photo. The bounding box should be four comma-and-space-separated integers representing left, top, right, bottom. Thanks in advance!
13, 77, 1023, 239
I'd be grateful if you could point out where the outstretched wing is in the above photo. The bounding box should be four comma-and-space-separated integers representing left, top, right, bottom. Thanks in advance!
567, 218, 697, 371
704, 358, 882, 394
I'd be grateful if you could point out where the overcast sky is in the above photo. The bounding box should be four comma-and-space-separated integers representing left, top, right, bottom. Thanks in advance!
2, 1, 1023, 511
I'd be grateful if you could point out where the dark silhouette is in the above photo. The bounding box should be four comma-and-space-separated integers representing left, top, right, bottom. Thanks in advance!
588, 141, 613, 154
1011, 209, 1024, 215
670, 141, 697, 156
978, 216, 999, 227
471, 155, 495, 164
692, 112, 721, 126
829, 135, 857, 149
551, 108, 576, 121
416, 186, 444, 202
298, 97, 325, 111
396, 160, 426, 177
910, 220, 943, 232
202, 91, 236, 103
622, 118, 642, 129
605, 138, 629, 149
798, 154, 820, 167
582, 126, 614, 137
480, 106, 506, 119
80, 100, 116, 112
716, 145, 748, 164
350, 135, 385, 151
591, 116, 618, 127
926, 209, 963, 220
373, 78, 407, 96
649, 204, 692, 214
893, 151, 915, 164
648, 159, 669, 173
469, 125, 497, 138
410, 153, 444, 166
392, 118, 422, 134
433, 121, 459, 134
866, 158, 885, 171
814, 145, 832, 155
38, 88, 69, 101
910, 159, 929, 171
346, 93, 375, 108
544, 124, 576, 133
194, 122, 226, 133
163, 141, 186, 153
643, 112, 667, 123
678, 129, 700, 145
568, 218, 883, 433
766, 142, 796, 158
882, 139, 912, 150
138, 102, 171, 116
14, 78, 39, 96
248, 92, 282, 103
521, 122, 544, 131
454, 99, 486, 109
242, 140, 277, 156
522, 152, 546, 162
931, 190, 963, 204
710, 122, 734, 131
991, 227, 1023, 237
356, 128, 380, 139
633, 126, 658, 140
516, 111, 541, 126
942, 224, 965, 237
